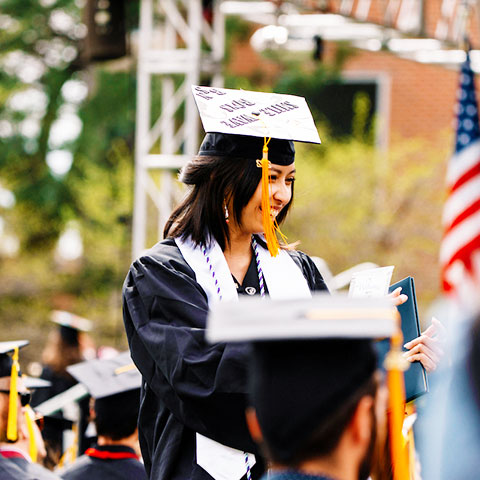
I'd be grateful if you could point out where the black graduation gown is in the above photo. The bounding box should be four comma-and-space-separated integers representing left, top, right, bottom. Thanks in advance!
59, 445, 147, 480
122, 237, 328, 480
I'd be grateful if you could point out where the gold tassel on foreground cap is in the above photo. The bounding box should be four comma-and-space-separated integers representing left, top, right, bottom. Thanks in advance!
7, 347, 19, 442
385, 319, 410, 480
257, 136, 288, 257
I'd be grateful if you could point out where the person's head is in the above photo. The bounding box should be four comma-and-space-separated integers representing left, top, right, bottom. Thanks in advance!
92, 389, 140, 441
67, 350, 142, 443
43, 311, 94, 374
245, 338, 383, 480
164, 133, 296, 250
0, 341, 30, 444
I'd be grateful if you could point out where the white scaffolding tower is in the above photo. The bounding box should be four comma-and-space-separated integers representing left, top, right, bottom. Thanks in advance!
132, 0, 224, 258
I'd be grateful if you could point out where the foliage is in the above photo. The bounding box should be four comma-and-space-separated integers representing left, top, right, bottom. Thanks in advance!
0, 1, 136, 358
0, 0, 82, 251
284, 131, 450, 311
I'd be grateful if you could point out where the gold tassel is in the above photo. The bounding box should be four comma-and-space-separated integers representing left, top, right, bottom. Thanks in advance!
24, 405, 38, 463
57, 422, 78, 468
7, 347, 19, 442
259, 140, 279, 257
385, 322, 410, 480
257, 136, 290, 256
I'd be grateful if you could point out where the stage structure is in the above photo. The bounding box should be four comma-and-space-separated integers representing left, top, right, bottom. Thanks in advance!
132, 0, 480, 258
132, 0, 224, 258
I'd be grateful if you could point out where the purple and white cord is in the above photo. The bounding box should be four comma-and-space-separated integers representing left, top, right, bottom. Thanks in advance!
244, 451, 252, 480
202, 247, 222, 301
251, 236, 266, 298
203, 240, 266, 480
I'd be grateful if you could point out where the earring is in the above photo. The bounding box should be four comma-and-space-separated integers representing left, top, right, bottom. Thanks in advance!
224, 204, 229, 224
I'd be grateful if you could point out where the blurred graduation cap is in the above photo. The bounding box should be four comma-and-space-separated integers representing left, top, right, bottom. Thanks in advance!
191, 85, 321, 256
206, 293, 396, 343
206, 294, 409, 473
66, 351, 141, 400
0, 340, 29, 442
51, 310, 93, 346
22, 376, 52, 391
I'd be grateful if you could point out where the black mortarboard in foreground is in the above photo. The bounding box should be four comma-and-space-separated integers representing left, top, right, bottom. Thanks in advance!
207, 294, 397, 463
66, 351, 141, 399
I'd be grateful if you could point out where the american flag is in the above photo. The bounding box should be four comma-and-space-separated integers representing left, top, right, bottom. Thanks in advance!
441, 51, 480, 296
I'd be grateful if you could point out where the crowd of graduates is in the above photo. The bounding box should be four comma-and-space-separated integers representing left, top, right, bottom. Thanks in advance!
0, 313, 148, 480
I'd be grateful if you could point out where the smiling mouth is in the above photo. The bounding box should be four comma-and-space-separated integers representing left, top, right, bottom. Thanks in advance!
260, 207, 281, 217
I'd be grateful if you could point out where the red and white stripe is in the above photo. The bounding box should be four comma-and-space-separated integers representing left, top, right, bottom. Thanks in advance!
441, 140, 480, 295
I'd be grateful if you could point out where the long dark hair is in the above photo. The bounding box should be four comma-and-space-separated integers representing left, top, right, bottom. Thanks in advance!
164, 155, 294, 251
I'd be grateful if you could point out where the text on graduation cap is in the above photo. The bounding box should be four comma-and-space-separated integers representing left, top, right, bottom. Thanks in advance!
193, 87, 300, 130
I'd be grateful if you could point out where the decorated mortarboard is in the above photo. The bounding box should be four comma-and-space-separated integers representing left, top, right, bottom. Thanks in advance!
206, 294, 411, 476
192, 86, 320, 144
51, 310, 93, 346
66, 351, 141, 399
192, 85, 321, 257
0, 341, 29, 442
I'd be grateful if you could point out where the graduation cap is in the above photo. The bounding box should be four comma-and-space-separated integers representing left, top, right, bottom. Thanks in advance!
191, 86, 321, 257
0, 340, 29, 442
22, 376, 52, 391
66, 351, 141, 399
51, 310, 93, 346
206, 294, 410, 475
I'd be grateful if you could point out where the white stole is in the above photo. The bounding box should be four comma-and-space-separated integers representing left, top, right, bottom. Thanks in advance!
174, 236, 311, 480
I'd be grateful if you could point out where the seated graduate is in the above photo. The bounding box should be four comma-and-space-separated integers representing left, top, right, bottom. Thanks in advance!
31, 311, 94, 469
0, 340, 60, 479
206, 294, 406, 480
58, 351, 147, 480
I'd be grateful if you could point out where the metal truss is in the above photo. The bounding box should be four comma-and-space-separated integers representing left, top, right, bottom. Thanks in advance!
132, 0, 224, 258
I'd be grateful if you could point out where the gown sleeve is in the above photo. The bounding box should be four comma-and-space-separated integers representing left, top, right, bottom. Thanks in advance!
122, 242, 257, 453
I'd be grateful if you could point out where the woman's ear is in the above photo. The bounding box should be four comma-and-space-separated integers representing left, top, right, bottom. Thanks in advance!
245, 407, 263, 443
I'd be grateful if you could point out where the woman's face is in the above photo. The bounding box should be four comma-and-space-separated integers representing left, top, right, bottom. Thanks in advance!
232, 162, 296, 236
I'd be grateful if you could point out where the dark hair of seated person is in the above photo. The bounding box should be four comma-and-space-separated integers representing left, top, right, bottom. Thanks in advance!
94, 389, 140, 440
260, 374, 378, 467
164, 154, 294, 251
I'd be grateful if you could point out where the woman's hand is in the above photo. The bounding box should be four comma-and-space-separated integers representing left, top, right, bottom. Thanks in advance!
388, 286, 408, 307
403, 317, 446, 373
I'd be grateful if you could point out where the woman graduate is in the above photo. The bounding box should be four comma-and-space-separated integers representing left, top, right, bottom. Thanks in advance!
122, 87, 435, 480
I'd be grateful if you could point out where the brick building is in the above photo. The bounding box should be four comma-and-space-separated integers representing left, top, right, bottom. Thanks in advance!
226, 0, 480, 147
